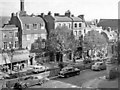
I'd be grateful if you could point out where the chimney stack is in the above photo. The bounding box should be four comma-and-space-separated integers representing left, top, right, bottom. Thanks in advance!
20, 0, 24, 12
65, 10, 71, 17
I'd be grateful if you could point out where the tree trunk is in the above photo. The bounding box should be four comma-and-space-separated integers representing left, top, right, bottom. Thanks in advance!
71, 51, 75, 63
54, 53, 56, 62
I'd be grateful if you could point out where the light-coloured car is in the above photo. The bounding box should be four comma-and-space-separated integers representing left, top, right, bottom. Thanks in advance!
91, 62, 106, 71
32, 65, 48, 73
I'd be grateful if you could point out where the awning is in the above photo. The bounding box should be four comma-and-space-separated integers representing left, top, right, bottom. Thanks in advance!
12, 53, 29, 63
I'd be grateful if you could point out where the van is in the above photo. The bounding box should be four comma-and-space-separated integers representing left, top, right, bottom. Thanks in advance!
32, 65, 46, 73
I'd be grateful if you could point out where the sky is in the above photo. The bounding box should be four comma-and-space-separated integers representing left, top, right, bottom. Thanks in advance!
0, 0, 119, 20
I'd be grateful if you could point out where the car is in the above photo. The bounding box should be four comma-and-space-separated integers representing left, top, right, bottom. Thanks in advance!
91, 62, 106, 71
59, 66, 80, 78
14, 76, 49, 88
32, 65, 46, 73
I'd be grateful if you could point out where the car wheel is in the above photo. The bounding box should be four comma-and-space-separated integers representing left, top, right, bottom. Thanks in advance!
77, 72, 80, 75
98, 68, 101, 71
65, 75, 69, 78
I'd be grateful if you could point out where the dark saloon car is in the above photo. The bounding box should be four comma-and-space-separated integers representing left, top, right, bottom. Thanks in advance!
59, 66, 80, 78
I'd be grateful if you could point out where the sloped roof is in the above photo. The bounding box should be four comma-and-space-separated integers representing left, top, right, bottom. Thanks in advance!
0, 16, 10, 27
20, 16, 45, 24
54, 16, 72, 22
71, 17, 82, 22
97, 19, 118, 29
3, 25, 17, 28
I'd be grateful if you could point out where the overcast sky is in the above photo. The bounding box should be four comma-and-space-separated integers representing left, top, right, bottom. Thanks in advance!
0, 0, 119, 20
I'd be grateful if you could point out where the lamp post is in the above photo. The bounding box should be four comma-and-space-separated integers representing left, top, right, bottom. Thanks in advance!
10, 48, 14, 75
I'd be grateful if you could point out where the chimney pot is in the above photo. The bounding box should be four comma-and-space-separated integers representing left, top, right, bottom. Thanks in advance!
54, 13, 59, 16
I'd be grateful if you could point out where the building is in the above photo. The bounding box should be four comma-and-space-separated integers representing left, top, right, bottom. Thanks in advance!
9, 0, 47, 50
97, 19, 118, 32
40, 12, 55, 39
0, 25, 18, 50
70, 15, 85, 40
54, 13, 72, 30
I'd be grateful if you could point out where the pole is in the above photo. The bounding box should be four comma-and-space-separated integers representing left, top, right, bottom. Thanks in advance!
10, 53, 13, 74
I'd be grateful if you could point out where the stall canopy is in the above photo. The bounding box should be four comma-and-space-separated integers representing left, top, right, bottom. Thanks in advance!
0, 50, 30, 65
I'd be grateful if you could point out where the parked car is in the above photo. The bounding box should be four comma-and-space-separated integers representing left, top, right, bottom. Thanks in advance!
59, 66, 80, 78
91, 62, 106, 71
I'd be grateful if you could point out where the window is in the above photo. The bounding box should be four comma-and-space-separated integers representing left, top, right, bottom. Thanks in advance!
75, 31, 77, 36
15, 41, 18, 48
40, 23, 44, 29
79, 31, 81, 35
9, 32, 13, 38
34, 34, 38, 39
69, 24, 71, 29
3, 42, 7, 49
59, 23, 61, 26
3, 33, 7, 38
15, 32, 18, 37
79, 23, 81, 27
9, 42, 13, 48
25, 24, 30, 30
84, 29, 86, 33
33, 24, 37, 29
26, 35, 31, 40
74, 23, 77, 28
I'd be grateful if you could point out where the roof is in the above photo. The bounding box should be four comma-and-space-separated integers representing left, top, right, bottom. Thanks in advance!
0, 16, 10, 27
97, 19, 118, 29
3, 25, 17, 29
20, 16, 45, 24
54, 16, 72, 22
71, 17, 82, 22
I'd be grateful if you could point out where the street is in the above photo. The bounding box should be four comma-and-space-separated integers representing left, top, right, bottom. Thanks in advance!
29, 69, 107, 88
52, 69, 107, 87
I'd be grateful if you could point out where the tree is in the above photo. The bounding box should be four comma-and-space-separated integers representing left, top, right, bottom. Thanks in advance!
30, 37, 46, 56
84, 30, 107, 50
46, 25, 80, 62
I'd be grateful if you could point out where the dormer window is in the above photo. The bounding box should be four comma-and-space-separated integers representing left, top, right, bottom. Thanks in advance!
41, 23, 44, 29
25, 24, 30, 30
33, 24, 37, 30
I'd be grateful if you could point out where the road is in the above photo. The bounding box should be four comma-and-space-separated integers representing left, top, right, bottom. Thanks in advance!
52, 69, 107, 87
0, 68, 108, 88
